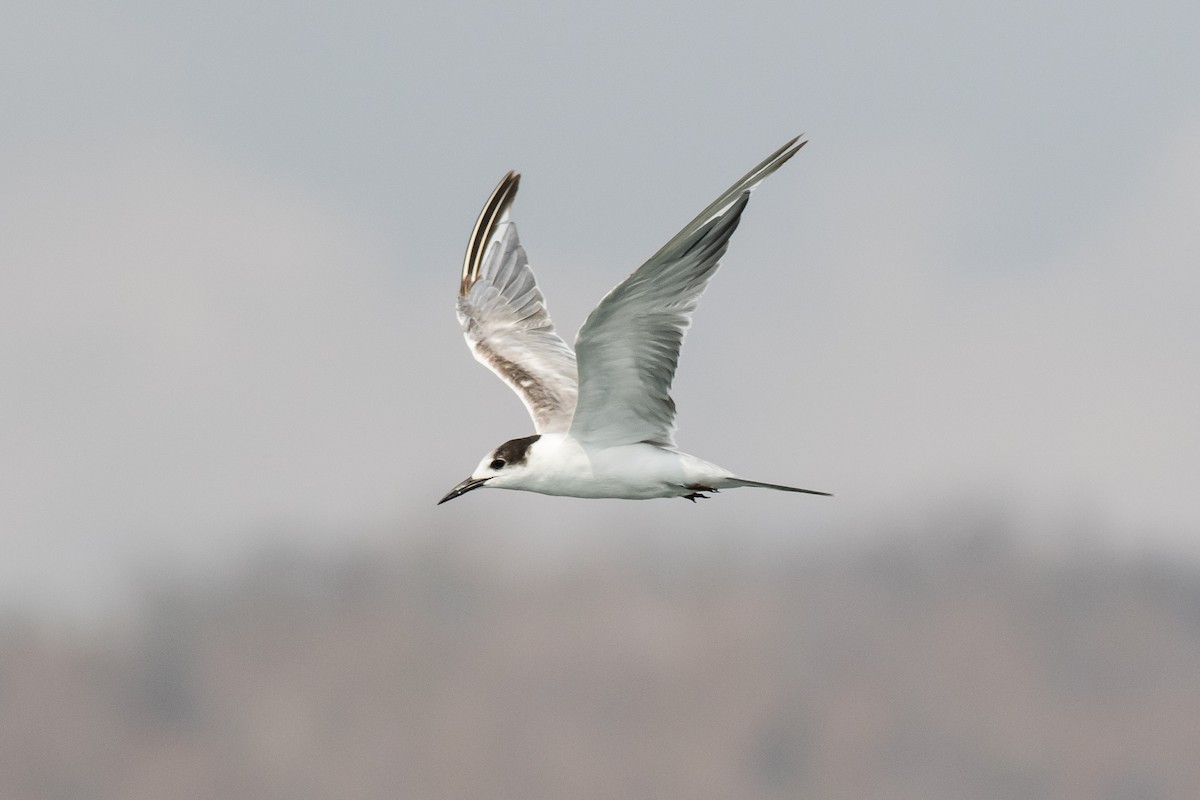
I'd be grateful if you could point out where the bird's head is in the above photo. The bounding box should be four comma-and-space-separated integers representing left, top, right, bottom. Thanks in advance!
437, 434, 541, 505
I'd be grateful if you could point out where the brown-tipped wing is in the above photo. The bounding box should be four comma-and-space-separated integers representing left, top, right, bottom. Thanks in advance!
457, 171, 578, 433
568, 136, 807, 448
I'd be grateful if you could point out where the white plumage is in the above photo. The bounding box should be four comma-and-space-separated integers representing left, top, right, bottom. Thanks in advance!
440, 136, 830, 504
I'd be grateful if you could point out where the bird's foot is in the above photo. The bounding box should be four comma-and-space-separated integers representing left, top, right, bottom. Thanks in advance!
683, 485, 719, 502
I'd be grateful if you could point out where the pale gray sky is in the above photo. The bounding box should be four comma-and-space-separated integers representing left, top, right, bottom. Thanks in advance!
3, 0, 1198, 616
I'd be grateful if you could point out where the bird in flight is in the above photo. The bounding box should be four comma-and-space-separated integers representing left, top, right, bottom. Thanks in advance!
439, 135, 831, 505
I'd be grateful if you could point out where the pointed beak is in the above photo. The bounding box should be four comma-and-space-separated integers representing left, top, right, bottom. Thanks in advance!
437, 476, 490, 505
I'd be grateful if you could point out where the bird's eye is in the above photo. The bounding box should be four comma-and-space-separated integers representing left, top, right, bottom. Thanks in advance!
490, 459, 505, 470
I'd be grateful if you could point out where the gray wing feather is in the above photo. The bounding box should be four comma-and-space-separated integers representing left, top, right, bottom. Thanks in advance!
458, 172, 578, 433
568, 136, 806, 448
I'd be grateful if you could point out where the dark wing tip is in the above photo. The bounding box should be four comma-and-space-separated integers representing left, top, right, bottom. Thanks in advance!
752, 134, 808, 184
461, 170, 521, 296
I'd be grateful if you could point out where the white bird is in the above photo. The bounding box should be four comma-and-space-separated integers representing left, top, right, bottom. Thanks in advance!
439, 136, 831, 505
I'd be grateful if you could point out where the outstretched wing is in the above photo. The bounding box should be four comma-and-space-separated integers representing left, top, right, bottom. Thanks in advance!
568, 136, 806, 448
457, 171, 578, 433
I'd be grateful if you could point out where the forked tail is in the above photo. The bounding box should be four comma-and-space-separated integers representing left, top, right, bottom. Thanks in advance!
726, 478, 832, 497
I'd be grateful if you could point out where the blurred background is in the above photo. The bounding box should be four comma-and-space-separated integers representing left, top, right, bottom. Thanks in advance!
3, 0, 1199, 797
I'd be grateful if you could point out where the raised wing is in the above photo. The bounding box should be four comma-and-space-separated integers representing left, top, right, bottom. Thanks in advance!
568, 136, 806, 448
457, 171, 578, 433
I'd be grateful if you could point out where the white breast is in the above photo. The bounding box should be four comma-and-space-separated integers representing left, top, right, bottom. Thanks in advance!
517, 434, 731, 500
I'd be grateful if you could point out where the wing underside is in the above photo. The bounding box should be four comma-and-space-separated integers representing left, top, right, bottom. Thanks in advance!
457, 172, 578, 433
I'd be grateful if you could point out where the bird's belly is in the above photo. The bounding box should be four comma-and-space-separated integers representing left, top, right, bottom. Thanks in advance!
530, 473, 678, 500
525, 443, 713, 500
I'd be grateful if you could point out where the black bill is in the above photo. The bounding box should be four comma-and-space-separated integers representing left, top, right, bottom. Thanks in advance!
437, 476, 490, 505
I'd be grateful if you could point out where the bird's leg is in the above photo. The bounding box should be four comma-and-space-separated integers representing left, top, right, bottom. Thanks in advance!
683, 485, 719, 502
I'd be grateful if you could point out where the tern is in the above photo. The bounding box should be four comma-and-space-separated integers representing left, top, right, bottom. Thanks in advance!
439, 136, 831, 505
